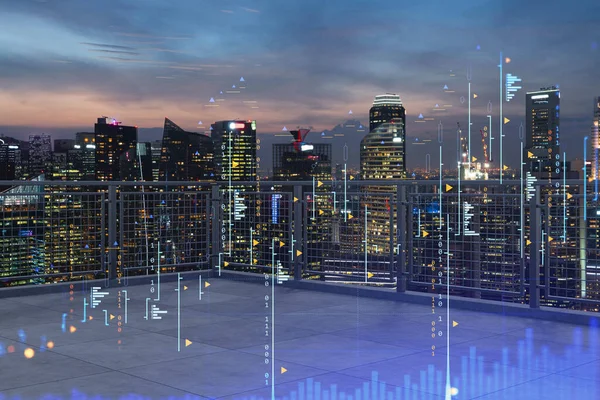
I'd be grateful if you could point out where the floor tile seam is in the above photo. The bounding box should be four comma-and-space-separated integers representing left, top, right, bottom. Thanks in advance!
106, 369, 210, 398
233, 346, 348, 373
0, 370, 113, 393
114, 346, 231, 372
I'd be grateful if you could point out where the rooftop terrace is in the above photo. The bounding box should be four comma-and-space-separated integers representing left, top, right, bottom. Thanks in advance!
1, 272, 599, 400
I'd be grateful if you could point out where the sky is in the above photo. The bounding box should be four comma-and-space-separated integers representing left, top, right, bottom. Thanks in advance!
0, 0, 599, 169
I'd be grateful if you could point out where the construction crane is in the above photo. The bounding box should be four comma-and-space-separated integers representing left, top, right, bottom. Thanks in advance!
291, 126, 313, 153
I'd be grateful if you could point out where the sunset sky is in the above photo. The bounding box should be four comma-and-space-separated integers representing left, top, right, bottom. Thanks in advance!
0, 0, 598, 168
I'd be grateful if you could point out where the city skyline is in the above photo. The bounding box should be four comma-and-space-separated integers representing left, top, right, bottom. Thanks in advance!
0, 0, 599, 168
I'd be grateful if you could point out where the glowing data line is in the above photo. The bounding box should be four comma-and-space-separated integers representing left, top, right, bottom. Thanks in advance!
312, 177, 316, 220
499, 52, 504, 183
563, 152, 567, 242
61, 313, 67, 333
270, 239, 276, 398
175, 273, 182, 352
468, 76, 472, 165
137, 149, 150, 269
81, 298, 88, 323
344, 144, 348, 222
122, 290, 130, 324
488, 115, 493, 161
439, 146, 443, 230
250, 228, 254, 266
103, 310, 109, 326
445, 214, 451, 400
584, 137, 588, 220
144, 298, 150, 320
520, 140, 525, 258
364, 204, 369, 283
228, 135, 233, 256
594, 148, 600, 201
154, 243, 161, 301
198, 275, 204, 300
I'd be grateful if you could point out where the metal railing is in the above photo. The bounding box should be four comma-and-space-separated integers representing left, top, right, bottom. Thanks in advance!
0, 179, 599, 312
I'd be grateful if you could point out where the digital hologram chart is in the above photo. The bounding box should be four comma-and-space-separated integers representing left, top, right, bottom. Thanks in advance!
1, 0, 600, 399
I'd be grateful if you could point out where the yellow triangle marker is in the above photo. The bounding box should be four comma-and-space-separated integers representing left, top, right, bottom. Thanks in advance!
317, 181, 323, 188
185, 339, 192, 347
110, 314, 115, 320
253, 259, 258, 264
422, 230, 429, 237
548, 236, 554, 242
348, 214, 354, 220
473, 93, 478, 99
319, 209, 324, 215
445, 184, 453, 192
472, 156, 477, 162
279, 241, 285, 248
296, 250, 302, 257
503, 165, 509, 171
367, 272, 374, 278
293, 197, 298, 202
232, 161, 239, 168
281, 367, 287, 374
183, 285, 188, 291
204, 281, 210, 288
253, 239, 259, 246
527, 151, 534, 158
453, 321, 458, 327
504, 117, 510, 124
69, 326, 77, 333
223, 261, 229, 267
526, 239, 532, 246
567, 193, 573, 200
350, 175, 355, 180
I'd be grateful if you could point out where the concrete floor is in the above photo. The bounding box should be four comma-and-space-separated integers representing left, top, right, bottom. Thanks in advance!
0, 277, 598, 399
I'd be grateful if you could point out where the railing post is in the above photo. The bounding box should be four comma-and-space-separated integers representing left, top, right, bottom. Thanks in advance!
293, 184, 303, 280
211, 184, 222, 274
108, 185, 117, 281
529, 185, 541, 308
396, 184, 407, 292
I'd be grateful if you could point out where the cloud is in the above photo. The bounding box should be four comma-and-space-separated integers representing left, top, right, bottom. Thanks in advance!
0, 0, 598, 168
81, 42, 136, 50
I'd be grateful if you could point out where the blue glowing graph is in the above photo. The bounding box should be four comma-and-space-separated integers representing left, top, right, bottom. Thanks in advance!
505, 73, 522, 102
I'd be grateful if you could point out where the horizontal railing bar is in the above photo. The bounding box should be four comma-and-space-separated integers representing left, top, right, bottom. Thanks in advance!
1, 179, 583, 187
1, 270, 104, 282
409, 281, 522, 296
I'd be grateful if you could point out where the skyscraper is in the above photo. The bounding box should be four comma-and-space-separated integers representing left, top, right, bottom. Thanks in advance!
524, 86, 560, 177
272, 130, 333, 273
592, 96, 600, 181
360, 94, 407, 257
0, 137, 21, 182
74, 132, 96, 181
120, 143, 153, 182
211, 120, 257, 265
94, 117, 137, 182
28, 134, 52, 178
159, 118, 214, 182
211, 120, 257, 183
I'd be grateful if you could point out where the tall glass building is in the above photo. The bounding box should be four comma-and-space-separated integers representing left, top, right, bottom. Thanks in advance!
94, 117, 138, 182
524, 86, 560, 178
360, 94, 407, 257
159, 118, 214, 183
592, 96, 600, 182
211, 120, 258, 265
